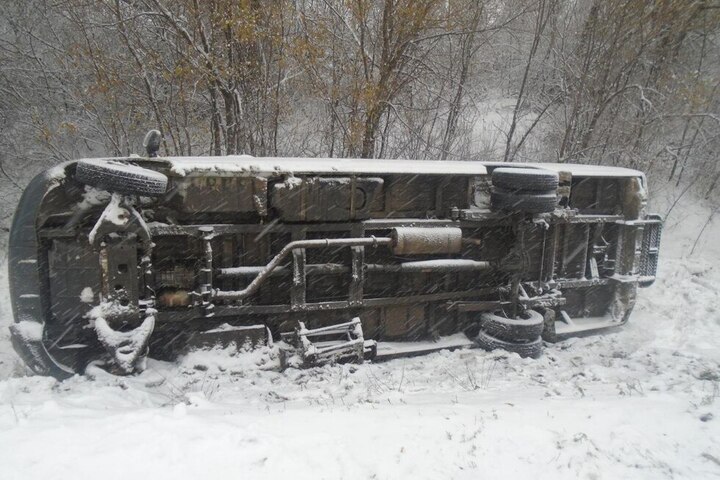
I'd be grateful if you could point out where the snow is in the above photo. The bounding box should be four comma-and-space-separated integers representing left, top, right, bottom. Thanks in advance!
166, 156, 490, 176
0, 190, 719, 479
87, 193, 129, 244
203, 323, 264, 334
282, 175, 304, 190
377, 333, 474, 355
76, 185, 111, 210
79, 287, 94, 303
45, 164, 67, 181
161, 156, 641, 178
9, 321, 43, 342
486, 161, 645, 178
91, 308, 155, 373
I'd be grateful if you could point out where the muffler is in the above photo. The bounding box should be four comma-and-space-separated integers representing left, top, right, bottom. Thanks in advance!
391, 227, 462, 255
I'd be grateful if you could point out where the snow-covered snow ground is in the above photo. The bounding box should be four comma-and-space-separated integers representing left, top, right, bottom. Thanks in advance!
1, 191, 719, 480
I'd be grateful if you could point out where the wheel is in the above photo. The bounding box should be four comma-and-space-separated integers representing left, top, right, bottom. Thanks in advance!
490, 187, 557, 213
480, 309, 544, 342
75, 159, 168, 196
491, 167, 559, 192
474, 330, 543, 358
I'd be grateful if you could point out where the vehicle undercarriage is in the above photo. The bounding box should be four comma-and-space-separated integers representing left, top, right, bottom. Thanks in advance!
8, 154, 662, 378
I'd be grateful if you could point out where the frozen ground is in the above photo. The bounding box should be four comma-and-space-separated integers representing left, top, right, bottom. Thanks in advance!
1, 192, 719, 479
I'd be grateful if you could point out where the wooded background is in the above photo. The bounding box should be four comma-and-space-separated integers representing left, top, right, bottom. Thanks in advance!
1, 0, 718, 239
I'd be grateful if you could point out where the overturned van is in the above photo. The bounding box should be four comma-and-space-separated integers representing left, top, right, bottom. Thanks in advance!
9, 153, 662, 377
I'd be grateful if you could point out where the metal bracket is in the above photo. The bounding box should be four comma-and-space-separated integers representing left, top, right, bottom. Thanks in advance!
280, 317, 370, 368
87, 193, 156, 373
88, 193, 152, 251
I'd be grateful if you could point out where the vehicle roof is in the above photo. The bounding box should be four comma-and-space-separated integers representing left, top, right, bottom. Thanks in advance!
133, 156, 644, 178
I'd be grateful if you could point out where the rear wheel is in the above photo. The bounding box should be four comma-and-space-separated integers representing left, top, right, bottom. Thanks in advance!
474, 330, 543, 358
480, 309, 544, 342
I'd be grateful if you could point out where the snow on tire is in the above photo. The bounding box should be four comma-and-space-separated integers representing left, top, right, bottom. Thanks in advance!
490, 187, 557, 213
474, 330, 543, 358
491, 167, 559, 192
75, 159, 168, 196
480, 309, 544, 343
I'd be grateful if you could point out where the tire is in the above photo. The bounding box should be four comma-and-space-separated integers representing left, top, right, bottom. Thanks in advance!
492, 167, 559, 192
474, 330, 543, 358
75, 159, 168, 196
480, 309, 544, 342
491, 187, 557, 213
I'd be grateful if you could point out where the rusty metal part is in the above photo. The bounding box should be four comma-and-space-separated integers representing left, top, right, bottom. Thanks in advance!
391, 227, 462, 255
383, 304, 424, 339
157, 289, 192, 307
212, 236, 392, 300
